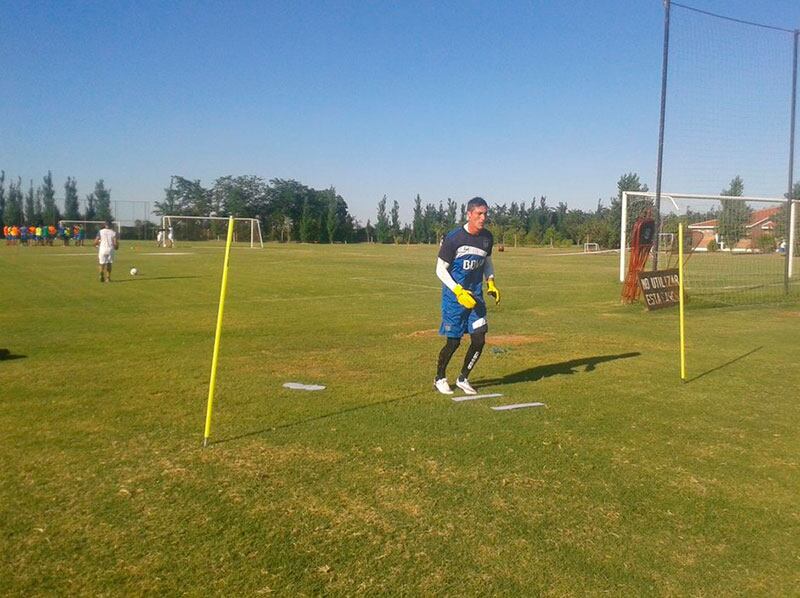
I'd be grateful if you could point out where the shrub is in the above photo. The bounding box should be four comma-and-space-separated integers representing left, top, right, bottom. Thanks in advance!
756, 235, 776, 253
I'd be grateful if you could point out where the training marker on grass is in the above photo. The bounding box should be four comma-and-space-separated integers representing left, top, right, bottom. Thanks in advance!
202, 216, 235, 448
490, 402, 545, 411
451, 393, 503, 402
283, 382, 326, 391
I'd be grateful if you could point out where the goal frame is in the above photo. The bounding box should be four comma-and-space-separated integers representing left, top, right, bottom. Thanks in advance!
619, 191, 797, 282
160, 215, 264, 248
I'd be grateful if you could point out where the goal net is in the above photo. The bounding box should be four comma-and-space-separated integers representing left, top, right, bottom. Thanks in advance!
662, 4, 797, 202
160, 216, 263, 248
623, 4, 800, 306
620, 192, 799, 305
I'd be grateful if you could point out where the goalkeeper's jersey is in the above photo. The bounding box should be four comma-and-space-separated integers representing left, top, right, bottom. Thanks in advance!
438, 225, 494, 294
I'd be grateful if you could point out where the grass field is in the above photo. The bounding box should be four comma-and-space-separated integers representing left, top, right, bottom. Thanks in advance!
2, 241, 799, 595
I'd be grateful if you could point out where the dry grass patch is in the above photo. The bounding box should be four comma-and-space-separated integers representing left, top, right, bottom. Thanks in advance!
490, 334, 549, 345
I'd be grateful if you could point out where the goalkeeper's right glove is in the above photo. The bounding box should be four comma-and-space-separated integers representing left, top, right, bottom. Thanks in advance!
453, 284, 477, 309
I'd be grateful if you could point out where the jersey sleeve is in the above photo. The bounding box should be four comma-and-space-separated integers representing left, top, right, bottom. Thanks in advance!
437, 232, 458, 263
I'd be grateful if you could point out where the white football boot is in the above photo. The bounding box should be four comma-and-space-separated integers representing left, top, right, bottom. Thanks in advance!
434, 378, 454, 394
455, 377, 478, 395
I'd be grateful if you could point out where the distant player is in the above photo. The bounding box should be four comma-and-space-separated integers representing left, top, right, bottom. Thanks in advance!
433, 197, 501, 395
167, 226, 174, 248
94, 220, 119, 282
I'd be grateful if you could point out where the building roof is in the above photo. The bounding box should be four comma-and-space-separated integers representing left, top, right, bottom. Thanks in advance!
687, 206, 782, 231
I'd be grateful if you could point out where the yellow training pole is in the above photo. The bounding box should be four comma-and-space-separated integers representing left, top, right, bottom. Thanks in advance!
203, 216, 236, 447
678, 223, 687, 382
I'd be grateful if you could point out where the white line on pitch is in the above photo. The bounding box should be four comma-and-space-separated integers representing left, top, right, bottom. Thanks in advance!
451, 393, 503, 402
491, 402, 545, 411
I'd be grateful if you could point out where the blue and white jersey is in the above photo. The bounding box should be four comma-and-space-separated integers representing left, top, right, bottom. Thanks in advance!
438, 225, 494, 294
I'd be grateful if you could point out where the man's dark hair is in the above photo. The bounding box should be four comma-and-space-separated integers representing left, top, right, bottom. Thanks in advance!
466, 197, 488, 212
105, 219, 113, 228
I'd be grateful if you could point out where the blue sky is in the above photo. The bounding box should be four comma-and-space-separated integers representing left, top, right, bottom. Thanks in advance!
2, 0, 799, 223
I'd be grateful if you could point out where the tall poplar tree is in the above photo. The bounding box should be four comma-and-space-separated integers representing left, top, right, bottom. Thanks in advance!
376, 195, 389, 243
412, 194, 423, 242
42, 170, 58, 224
64, 177, 81, 220
94, 179, 112, 221
390, 199, 400, 242
84, 193, 97, 221
25, 180, 36, 223
34, 188, 43, 224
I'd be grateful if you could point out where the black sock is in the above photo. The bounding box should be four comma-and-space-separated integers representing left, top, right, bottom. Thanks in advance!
436, 337, 461, 379
460, 332, 486, 379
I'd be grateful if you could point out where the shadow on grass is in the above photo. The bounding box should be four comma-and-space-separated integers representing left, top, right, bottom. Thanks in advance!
0, 349, 27, 361
476, 352, 641, 387
210, 390, 424, 446
685, 346, 763, 383
111, 275, 204, 283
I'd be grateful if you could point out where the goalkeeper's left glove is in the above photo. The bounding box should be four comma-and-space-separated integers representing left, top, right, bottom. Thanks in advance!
486, 279, 501, 305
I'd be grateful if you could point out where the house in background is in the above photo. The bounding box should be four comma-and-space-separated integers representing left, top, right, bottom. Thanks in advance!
688, 206, 781, 252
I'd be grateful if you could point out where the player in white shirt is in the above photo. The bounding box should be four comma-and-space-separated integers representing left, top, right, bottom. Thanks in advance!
167, 226, 174, 248
94, 220, 119, 282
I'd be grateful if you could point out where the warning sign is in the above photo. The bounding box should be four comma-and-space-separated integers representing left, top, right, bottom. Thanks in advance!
638, 269, 680, 310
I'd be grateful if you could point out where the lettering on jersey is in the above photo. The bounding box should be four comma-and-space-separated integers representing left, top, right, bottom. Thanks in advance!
462, 258, 484, 271
455, 245, 488, 259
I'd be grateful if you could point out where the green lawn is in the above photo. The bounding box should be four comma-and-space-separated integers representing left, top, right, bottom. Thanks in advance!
1, 242, 799, 595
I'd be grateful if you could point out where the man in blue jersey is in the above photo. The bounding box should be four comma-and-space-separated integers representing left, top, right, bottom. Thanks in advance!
434, 197, 501, 395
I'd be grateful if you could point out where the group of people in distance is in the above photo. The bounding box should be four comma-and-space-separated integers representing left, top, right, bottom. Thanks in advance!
2, 224, 87, 246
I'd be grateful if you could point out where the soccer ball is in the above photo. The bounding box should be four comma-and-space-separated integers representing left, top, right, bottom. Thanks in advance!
130, 267, 139, 276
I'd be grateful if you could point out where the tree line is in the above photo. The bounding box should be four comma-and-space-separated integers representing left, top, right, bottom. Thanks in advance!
0, 170, 113, 228
8, 169, 790, 246
153, 172, 654, 246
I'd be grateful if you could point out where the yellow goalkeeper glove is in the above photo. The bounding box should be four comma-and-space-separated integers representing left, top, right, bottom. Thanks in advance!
453, 284, 477, 309
486, 279, 501, 305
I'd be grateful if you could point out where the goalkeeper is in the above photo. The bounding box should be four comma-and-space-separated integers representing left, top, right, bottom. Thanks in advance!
434, 197, 500, 395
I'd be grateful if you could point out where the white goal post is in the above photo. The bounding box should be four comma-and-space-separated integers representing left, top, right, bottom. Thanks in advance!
583, 242, 600, 253
161, 215, 264, 248
619, 191, 798, 282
